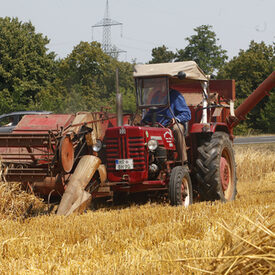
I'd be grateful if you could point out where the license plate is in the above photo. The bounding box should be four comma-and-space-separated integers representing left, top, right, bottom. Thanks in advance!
115, 159, 133, 170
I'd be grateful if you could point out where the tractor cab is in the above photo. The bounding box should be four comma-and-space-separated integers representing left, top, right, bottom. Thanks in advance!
133, 61, 209, 127
135, 76, 170, 126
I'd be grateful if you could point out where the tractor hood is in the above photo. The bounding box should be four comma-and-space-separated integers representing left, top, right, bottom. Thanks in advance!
133, 61, 208, 81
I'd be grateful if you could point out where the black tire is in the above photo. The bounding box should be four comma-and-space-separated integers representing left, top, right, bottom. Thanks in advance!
196, 131, 237, 202
169, 166, 193, 207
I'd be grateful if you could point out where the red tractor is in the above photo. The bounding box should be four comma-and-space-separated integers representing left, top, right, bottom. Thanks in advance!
101, 62, 275, 206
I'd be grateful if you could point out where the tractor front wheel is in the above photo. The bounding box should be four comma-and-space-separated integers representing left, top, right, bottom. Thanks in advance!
169, 166, 193, 207
196, 131, 237, 202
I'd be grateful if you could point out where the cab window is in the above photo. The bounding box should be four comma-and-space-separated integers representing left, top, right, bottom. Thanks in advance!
136, 77, 169, 108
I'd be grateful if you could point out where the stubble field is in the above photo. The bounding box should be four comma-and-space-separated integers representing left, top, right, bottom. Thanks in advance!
0, 144, 274, 274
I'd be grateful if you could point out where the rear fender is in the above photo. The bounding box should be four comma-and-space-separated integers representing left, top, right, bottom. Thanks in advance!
190, 123, 230, 134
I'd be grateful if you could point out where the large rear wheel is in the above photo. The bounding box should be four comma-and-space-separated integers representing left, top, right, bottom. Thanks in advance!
196, 132, 237, 202
169, 166, 193, 207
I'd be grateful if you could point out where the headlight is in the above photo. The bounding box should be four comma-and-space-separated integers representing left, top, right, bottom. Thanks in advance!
148, 139, 158, 151
92, 139, 102, 152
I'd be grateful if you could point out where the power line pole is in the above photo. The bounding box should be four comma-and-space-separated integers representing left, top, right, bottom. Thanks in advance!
92, 0, 126, 58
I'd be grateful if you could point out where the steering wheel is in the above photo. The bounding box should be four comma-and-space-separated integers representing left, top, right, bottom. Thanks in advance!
156, 114, 175, 126
142, 115, 174, 128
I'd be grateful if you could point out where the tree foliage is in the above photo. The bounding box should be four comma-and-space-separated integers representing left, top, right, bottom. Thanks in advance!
148, 25, 227, 75
175, 25, 228, 74
218, 41, 275, 133
0, 18, 136, 115
43, 41, 136, 113
0, 17, 57, 113
261, 92, 275, 133
149, 45, 175, 64
1, 17, 274, 134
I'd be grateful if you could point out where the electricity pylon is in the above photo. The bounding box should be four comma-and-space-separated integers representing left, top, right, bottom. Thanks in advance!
92, 0, 126, 58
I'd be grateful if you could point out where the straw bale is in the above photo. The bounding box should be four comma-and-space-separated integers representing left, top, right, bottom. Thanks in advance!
210, 212, 274, 274
0, 182, 46, 220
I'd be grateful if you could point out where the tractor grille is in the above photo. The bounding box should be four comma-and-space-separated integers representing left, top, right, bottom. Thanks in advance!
105, 135, 146, 171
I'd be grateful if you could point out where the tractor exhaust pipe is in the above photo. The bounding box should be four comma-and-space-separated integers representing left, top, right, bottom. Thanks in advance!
57, 155, 101, 216
116, 68, 123, 127
229, 71, 275, 128
116, 93, 123, 127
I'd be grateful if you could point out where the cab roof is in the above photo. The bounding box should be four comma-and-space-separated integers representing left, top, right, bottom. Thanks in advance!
133, 61, 208, 81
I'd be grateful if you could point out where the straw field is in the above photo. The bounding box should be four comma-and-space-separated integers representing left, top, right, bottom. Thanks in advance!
0, 144, 274, 274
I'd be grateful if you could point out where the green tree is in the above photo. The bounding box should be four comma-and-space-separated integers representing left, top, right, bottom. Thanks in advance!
175, 25, 228, 74
218, 41, 275, 133
30, 78, 67, 113
0, 17, 57, 113
149, 45, 175, 64
260, 92, 275, 133
56, 41, 135, 113
105, 60, 136, 113
57, 41, 109, 112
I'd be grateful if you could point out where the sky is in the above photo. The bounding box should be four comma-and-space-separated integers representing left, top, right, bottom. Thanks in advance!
1, 0, 274, 63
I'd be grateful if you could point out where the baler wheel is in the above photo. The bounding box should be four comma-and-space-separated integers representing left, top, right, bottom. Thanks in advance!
196, 131, 237, 202
168, 166, 193, 207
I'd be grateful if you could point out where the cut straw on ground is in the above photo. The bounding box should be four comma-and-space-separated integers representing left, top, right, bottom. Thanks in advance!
0, 143, 274, 274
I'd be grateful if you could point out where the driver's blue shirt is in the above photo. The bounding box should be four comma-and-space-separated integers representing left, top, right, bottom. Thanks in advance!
142, 89, 191, 126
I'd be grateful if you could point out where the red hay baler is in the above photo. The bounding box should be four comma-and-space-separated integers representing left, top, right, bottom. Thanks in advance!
0, 110, 130, 214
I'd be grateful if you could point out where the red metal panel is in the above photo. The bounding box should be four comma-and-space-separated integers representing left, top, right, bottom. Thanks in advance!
171, 79, 235, 101
190, 122, 228, 134
105, 125, 176, 184
97, 114, 131, 139
209, 80, 235, 100
105, 125, 148, 183
170, 80, 202, 94
14, 114, 75, 133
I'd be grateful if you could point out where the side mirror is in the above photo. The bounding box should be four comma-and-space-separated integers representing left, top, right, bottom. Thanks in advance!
177, 71, 186, 80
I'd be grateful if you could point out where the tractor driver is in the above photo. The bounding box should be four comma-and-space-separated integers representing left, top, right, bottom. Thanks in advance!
142, 87, 191, 162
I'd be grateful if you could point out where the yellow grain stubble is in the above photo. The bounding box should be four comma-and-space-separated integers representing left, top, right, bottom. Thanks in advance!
0, 144, 274, 274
